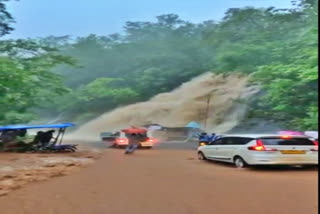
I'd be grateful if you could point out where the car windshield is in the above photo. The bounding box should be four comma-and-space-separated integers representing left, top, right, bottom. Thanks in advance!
260, 138, 315, 146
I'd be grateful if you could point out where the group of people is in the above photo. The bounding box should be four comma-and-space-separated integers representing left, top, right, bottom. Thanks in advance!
198, 132, 220, 144
0, 129, 28, 152
0, 129, 56, 152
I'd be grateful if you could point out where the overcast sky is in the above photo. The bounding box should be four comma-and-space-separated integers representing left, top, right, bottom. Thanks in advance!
6, 0, 294, 39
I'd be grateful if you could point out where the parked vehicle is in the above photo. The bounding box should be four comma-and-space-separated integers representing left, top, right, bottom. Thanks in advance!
100, 132, 120, 142
101, 128, 157, 149
197, 134, 318, 168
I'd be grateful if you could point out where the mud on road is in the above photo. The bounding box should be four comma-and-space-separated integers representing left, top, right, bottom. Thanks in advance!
0, 147, 317, 214
0, 148, 102, 197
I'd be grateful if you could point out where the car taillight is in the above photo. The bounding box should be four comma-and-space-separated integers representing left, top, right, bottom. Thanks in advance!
147, 138, 157, 143
311, 140, 318, 151
248, 139, 277, 151
116, 138, 128, 143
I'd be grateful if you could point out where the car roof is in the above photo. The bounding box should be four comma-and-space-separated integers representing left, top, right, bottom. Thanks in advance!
219, 134, 309, 139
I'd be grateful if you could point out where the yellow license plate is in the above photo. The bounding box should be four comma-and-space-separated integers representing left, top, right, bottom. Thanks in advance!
281, 150, 306, 154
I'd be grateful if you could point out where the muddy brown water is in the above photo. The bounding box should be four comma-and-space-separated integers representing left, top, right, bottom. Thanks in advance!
67, 73, 261, 142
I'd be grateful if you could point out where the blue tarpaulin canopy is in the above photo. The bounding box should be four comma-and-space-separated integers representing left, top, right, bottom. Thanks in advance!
0, 123, 75, 131
185, 121, 201, 129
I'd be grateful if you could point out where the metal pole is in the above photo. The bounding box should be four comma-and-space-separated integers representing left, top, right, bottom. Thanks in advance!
59, 128, 66, 145
204, 93, 211, 130
53, 128, 61, 145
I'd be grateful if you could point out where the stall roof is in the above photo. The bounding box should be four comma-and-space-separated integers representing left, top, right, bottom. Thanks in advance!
185, 121, 201, 129
0, 123, 75, 131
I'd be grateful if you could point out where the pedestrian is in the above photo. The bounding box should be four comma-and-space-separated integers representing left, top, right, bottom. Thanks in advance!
39, 130, 55, 147
198, 132, 208, 141
124, 133, 139, 154
198, 132, 210, 146
210, 133, 219, 141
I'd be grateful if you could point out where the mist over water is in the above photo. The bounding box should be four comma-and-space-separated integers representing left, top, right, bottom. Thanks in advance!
67, 73, 260, 141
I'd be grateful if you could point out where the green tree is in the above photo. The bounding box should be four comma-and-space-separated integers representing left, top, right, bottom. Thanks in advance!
0, 0, 15, 36
252, 0, 318, 129
0, 1, 75, 124
4, 0, 314, 129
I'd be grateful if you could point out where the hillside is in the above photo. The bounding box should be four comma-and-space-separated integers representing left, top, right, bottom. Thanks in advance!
69, 73, 266, 140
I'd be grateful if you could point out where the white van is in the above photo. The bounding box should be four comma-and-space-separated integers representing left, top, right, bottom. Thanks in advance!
197, 134, 318, 168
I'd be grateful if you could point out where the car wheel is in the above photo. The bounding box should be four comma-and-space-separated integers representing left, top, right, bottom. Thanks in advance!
198, 152, 206, 161
234, 156, 247, 168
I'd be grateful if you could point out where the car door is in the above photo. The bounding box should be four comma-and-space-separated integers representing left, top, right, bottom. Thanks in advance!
204, 138, 225, 159
214, 137, 235, 161
218, 137, 255, 162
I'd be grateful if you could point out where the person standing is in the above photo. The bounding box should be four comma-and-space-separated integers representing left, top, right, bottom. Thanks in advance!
198, 132, 210, 146
124, 133, 139, 154
210, 133, 219, 141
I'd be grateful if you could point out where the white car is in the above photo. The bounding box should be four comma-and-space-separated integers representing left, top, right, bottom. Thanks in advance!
197, 134, 318, 168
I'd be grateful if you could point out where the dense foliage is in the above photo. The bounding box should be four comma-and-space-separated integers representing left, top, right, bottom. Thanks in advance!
0, 1, 74, 124
0, 0, 318, 129
204, 0, 318, 129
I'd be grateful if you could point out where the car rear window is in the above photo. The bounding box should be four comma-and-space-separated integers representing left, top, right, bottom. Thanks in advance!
260, 138, 314, 146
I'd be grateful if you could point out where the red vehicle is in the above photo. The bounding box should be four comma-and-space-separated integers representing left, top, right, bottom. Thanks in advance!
100, 130, 157, 149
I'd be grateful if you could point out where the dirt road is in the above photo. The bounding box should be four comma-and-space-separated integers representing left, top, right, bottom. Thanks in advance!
0, 148, 317, 214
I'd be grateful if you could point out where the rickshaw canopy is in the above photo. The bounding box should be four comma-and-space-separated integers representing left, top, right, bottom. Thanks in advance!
0, 123, 75, 131
121, 126, 147, 134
